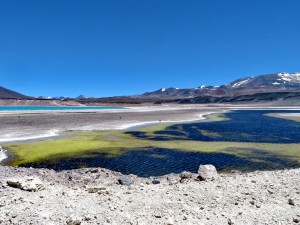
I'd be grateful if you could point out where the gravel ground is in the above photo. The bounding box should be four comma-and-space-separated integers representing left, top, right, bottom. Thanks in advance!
0, 166, 299, 225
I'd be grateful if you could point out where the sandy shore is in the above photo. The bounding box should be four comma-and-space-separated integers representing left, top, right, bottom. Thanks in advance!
279, 113, 300, 117
0, 106, 225, 143
0, 166, 299, 225
1, 104, 300, 143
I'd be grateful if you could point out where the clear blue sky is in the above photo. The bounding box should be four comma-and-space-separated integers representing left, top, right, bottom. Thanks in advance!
0, 0, 299, 97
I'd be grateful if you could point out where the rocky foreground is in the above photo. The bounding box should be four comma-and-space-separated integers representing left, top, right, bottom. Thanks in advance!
0, 165, 299, 225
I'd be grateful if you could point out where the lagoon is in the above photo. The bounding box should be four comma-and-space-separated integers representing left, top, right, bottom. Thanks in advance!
7, 110, 300, 177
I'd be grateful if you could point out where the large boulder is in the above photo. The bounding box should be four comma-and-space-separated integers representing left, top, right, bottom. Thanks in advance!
7, 176, 44, 192
198, 164, 218, 181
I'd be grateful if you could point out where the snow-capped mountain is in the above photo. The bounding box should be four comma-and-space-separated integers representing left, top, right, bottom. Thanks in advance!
38, 95, 93, 100
140, 72, 300, 99
76, 95, 93, 99
38, 96, 53, 100
229, 72, 300, 89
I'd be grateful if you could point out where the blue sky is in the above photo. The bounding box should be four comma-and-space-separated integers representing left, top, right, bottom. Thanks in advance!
0, 0, 299, 97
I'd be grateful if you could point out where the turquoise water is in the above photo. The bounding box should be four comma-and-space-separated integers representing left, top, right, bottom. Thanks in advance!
0, 106, 125, 111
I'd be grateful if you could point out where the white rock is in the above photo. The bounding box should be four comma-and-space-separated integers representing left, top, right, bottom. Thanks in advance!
7, 176, 44, 192
198, 164, 218, 181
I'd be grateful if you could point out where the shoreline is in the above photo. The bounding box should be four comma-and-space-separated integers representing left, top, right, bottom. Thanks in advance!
0, 107, 223, 163
0, 110, 219, 163
0, 112, 215, 143
0, 146, 7, 162
0, 106, 222, 143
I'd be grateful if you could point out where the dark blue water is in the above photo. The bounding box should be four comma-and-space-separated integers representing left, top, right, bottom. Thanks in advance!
22, 110, 300, 176
0, 106, 125, 111
23, 147, 300, 177
126, 110, 300, 143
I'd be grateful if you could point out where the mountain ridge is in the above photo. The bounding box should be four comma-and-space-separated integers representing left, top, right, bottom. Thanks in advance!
1, 72, 300, 105
0, 86, 29, 99
138, 72, 300, 99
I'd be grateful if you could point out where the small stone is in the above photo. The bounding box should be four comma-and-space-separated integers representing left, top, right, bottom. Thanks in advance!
228, 218, 234, 224
84, 216, 91, 221
198, 165, 218, 181
150, 176, 160, 184
87, 187, 106, 193
289, 199, 296, 206
293, 218, 299, 223
180, 171, 193, 180
89, 169, 98, 173
118, 176, 133, 186
152, 180, 160, 185
66, 220, 81, 225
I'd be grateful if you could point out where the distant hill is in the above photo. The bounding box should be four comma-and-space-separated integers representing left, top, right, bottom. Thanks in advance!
0, 86, 29, 99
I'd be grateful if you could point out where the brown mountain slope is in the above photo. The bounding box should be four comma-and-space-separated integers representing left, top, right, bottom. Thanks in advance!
0, 86, 29, 99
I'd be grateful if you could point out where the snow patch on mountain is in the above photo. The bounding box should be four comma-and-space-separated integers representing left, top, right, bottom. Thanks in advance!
277, 72, 300, 82
231, 78, 252, 87
38, 96, 52, 99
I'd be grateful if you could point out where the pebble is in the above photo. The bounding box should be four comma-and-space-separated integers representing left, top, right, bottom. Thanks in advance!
66, 220, 81, 225
293, 218, 300, 223
289, 199, 296, 206
118, 176, 133, 186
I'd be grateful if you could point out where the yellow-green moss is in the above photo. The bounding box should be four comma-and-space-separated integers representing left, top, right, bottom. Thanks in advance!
5, 127, 300, 166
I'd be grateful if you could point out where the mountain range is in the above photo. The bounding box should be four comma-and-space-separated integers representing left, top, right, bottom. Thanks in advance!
1, 72, 300, 105
138, 72, 300, 99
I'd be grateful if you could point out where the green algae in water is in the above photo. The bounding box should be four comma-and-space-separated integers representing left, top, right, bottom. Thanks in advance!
4, 110, 300, 176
